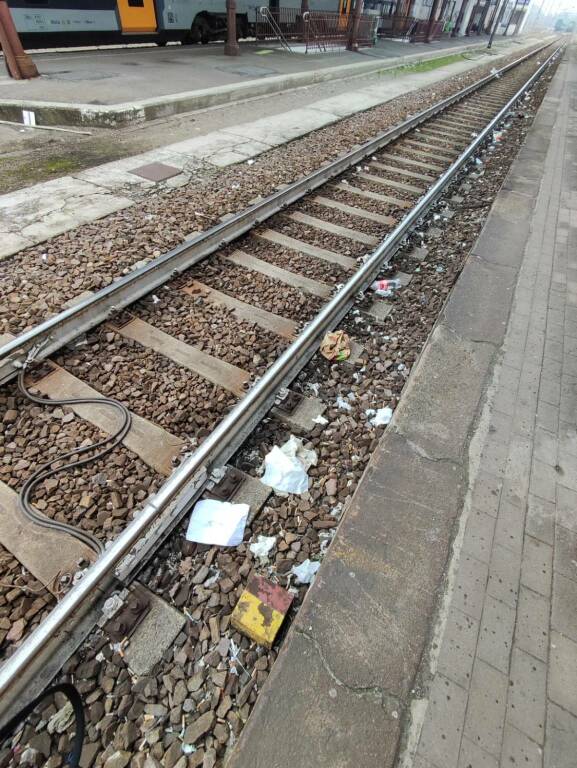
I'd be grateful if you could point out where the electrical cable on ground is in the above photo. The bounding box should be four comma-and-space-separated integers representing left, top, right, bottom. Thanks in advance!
0, 683, 85, 768
16, 362, 133, 558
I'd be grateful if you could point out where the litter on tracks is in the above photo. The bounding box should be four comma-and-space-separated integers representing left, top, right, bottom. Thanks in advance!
249, 535, 276, 560
185, 499, 249, 546
371, 278, 401, 297
261, 435, 317, 495
336, 395, 353, 411
320, 330, 351, 362
368, 406, 393, 426
231, 574, 294, 648
292, 559, 320, 584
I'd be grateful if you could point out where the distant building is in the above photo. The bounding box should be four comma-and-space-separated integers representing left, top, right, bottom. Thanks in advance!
374, 0, 533, 41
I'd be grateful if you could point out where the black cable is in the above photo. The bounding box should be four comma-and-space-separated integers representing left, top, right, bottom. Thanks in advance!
0, 683, 85, 768
17, 366, 132, 557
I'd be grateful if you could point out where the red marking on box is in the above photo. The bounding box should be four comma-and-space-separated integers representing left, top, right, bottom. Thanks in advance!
246, 574, 294, 614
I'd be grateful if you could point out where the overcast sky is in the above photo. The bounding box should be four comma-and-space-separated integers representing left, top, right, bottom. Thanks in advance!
545, 0, 577, 13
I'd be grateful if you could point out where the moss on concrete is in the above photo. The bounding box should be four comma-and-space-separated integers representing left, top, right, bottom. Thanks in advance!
0, 140, 126, 195
382, 52, 470, 78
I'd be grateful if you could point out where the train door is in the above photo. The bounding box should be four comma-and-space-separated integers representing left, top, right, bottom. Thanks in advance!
117, 0, 158, 33
338, 0, 352, 28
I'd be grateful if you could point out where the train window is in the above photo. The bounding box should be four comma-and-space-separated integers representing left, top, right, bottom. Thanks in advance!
128, 0, 145, 6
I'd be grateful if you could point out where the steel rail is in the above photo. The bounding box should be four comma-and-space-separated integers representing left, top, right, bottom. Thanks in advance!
0, 43, 563, 717
0, 39, 557, 386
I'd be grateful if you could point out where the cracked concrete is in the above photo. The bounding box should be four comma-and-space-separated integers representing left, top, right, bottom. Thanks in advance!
0, 176, 132, 260
226, 628, 401, 768
295, 627, 399, 709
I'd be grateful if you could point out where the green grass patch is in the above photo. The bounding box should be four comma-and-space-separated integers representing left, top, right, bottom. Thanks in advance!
382, 51, 468, 77
42, 157, 79, 174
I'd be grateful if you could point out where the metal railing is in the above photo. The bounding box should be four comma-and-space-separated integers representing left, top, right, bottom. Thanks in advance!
256, 6, 305, 49
377, 13, 444, 41
255, 6, 377, 52
377, 12, 417, 39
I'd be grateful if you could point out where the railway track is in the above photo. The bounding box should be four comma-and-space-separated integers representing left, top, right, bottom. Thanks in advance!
0, 39, 563, 743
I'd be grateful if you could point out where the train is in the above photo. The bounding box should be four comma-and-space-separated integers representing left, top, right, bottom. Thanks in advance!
8, 0, 350, 48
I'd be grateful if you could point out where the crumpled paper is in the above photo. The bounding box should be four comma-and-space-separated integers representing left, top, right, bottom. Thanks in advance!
261, 435, 318, 495
370, 406, 393, 426
320, 330, 351, 362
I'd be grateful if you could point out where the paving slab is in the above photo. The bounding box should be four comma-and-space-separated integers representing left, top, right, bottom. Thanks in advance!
436, 606, 479, 689
545, 703, 577, 768
506, 648, 547, 745
553, 524, 577, 581
417, 674, 468, 768
549, 631, 577, 717
476, 594, 515, 674
0, 175, 132, 258
463, 659, 508, 756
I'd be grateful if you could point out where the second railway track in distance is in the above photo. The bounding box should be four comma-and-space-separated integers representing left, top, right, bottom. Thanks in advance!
0, 39, 563, 733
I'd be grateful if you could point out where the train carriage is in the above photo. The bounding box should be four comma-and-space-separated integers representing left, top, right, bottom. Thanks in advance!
8, 0, 343, 48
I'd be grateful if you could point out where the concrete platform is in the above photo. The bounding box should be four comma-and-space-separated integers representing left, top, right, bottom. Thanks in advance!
0, 34, 549, 261
225, 42, 576, 768
0, 35, 532, 126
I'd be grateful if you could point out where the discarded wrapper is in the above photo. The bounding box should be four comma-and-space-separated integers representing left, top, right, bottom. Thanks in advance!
371, 278, 401, 298
320, 330, 351, 362
336, 394, 354, 411
231, 574, 294, 648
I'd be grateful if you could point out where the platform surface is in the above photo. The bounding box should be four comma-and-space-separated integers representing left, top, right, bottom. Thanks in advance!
412, 41, 577, 768
225, 42, 577, 768
0, 35, 503, 105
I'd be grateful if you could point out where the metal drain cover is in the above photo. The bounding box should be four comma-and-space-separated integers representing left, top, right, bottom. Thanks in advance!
129, 162, 182, 182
